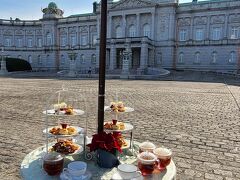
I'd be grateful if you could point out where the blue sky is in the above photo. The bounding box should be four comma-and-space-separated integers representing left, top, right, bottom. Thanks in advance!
0, 0, 203, 20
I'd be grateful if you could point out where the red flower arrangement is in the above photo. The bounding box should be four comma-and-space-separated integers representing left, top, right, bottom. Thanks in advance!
87, 131, 122, 154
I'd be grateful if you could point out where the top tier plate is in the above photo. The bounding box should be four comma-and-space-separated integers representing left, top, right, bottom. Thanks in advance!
43, 109, 85, 116
104, 106, 134, 113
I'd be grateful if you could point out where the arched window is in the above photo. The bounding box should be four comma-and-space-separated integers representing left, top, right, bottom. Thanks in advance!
46, 33, 52, 46
28, 55, 32, 64
212, 51, 217, 64
91, 54, 96, 64
61, 55, 65, 65
38, 55, 42, 65
129, 25, 136, 37
194, 52, 200, 64
143, 24, 151, 38
80, 54, 85, 64
178, 52, 184, 63
229, 51, 236, 63
116, 26, 122, 38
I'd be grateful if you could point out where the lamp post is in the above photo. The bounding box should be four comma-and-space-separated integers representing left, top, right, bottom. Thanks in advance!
120, 42, 132, 78
67, 47, 77, 77
0, 47, 8, 75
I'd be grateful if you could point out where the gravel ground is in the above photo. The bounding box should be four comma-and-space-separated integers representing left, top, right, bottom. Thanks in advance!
0, 72, 239, 180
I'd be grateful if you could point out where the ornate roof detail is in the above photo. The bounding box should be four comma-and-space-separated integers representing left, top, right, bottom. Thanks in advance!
42, 2, 63, 19
48, 2, 58, 9
111, 0, 156, 10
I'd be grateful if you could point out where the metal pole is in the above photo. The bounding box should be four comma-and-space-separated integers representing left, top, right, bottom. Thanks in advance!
98, 0, 107, 133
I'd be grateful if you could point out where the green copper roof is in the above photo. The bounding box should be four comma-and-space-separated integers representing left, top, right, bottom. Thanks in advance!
68, 13, 95, 18
48, 2, 58, 9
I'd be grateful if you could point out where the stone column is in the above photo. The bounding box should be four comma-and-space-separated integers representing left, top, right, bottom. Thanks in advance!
139, 37, 148, 72
151, 12, 155, 39
77, 26, 80, 47
108, 15, 112, 39
206, 16, 211, 40
190, 17, 193, 40
224, 14, 228, 39
109, 39, 116, 70
0, 48, 8, 75
136, 13, 140, 37
96, 40, 100, 68
122, 14, 126, 37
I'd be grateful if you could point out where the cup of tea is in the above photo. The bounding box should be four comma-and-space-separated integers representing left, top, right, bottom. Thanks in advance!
43, 152, 64, 176
63, 161, 87, 177
137, 152, 157, 176
153, 147, 172, 170
139, 141, 156, 153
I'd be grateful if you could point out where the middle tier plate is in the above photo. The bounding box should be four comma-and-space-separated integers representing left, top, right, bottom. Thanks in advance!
43, 126, 83, 137
104, 122, 134, 132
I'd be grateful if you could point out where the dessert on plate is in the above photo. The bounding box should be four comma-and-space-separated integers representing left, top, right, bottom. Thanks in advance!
110, 101, 125, 112
53, 102, 74, 115
49, 126, 77, 135
104, 121, 125, 130
50, 139, 80, 155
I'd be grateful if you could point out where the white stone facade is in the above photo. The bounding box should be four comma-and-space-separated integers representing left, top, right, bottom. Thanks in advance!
0, 0, 240, 74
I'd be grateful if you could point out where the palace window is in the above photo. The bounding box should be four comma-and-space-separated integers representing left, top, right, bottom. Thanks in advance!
37, 38, 42, 47
61, 55, 65, 65
178, 52, 184, 63
28, 55, 32, 64
80, 54, 85, 64
5, 38, 11, 47
81, 35, 87, 46
61, 36, 67, 46
143, 24, 151, 38
17, 38, 22, 47
129, 25, 136, 37
212, 27, 221, 40
230, 27, 239, 39
70, 35, 77, 47
116, 26, 122, 38
46, 33, 52, 46
38, 55, 42, 65
91, 54, 96, 64
194, 52, 200, 64
212, 51, 217, 64
27, 38, 33, 47
229, 51, 236, 63
179, 29, 187, 41
92, 34, 97, 45
195, 29, 204, 41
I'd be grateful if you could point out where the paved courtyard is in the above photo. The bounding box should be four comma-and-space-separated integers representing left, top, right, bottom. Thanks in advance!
0, 72, 239, 180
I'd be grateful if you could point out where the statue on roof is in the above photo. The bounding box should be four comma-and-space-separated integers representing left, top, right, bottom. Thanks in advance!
42, 2, 64, 19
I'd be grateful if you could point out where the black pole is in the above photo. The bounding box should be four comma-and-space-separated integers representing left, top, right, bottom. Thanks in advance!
98, 0, 107, 133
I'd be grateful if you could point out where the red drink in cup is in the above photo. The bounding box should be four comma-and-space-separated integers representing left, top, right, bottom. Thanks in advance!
112, 119, 117, 125
60, 123, 68, 129
153, 147, 172, 171
137, 152, 157, 176
43, 152, 64, 176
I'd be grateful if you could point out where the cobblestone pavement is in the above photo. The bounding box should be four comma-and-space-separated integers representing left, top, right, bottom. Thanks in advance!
0, 72, 239, 180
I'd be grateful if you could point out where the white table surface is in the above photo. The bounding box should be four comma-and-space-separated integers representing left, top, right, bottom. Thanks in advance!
20, 141, 176, 180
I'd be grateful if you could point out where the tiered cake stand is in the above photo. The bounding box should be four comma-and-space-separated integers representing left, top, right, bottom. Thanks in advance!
42, 87, 88, 158
104, 105, 135, 150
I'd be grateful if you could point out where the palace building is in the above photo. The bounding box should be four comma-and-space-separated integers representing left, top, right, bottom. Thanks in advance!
0, 0, 240, 74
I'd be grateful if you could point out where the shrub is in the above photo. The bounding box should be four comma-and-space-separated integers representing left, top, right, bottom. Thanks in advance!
0, 57, 32, 72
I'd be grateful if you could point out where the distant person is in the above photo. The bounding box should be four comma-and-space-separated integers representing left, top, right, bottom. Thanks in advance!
88, 67, 92, 78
